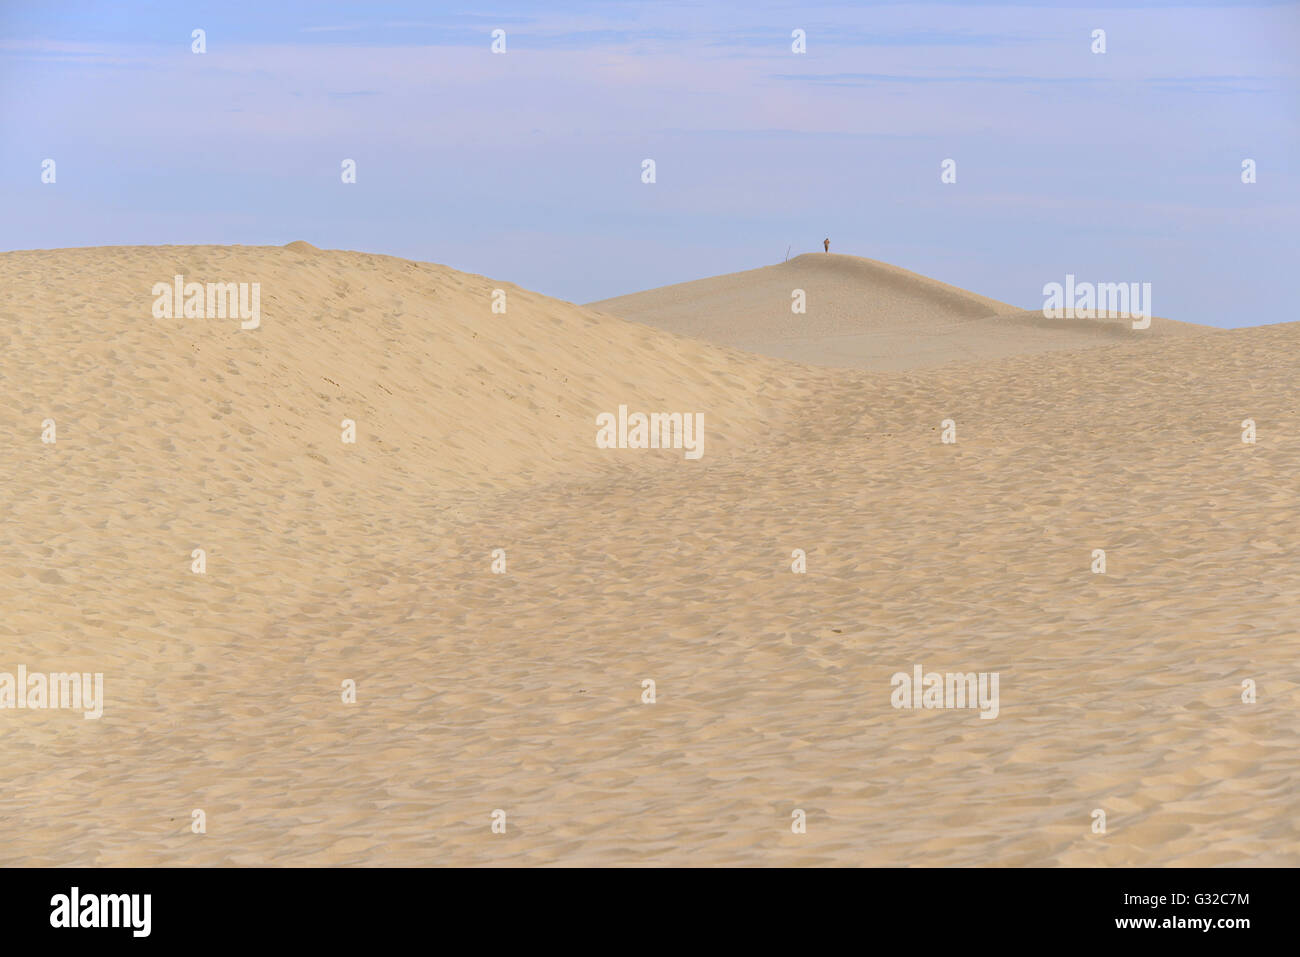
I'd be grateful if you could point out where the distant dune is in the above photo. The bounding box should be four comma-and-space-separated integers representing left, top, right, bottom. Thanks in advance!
2, 244, 1296, 866
589, 253, 1214, 370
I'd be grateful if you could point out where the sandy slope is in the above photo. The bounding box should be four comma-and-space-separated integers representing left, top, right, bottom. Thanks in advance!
589, 253, 1214, 370
0, 244, 1295, 866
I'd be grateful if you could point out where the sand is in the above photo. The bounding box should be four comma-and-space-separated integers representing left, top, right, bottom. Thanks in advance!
0, 243, 1295, 866
590, 253, 1212, 370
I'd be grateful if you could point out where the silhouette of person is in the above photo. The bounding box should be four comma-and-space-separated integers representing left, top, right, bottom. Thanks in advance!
823, 238, 830, 252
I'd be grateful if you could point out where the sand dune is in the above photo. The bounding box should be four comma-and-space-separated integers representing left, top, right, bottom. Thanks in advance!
1, 244, 1296, 866
0, 243, 812, 493
589, 253, 1214, 370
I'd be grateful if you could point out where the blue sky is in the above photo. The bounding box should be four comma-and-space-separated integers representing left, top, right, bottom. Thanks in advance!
2, 1, 1296, 324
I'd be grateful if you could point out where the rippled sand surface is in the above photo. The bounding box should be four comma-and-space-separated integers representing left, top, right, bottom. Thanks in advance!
1, 245, 1295, 865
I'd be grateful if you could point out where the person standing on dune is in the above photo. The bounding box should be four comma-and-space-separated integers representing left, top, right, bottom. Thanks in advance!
824, 238, 830, 252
